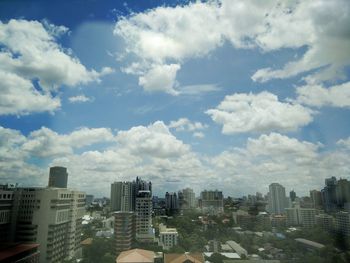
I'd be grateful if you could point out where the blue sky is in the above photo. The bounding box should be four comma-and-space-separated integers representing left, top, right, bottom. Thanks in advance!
0, 0, 350, 197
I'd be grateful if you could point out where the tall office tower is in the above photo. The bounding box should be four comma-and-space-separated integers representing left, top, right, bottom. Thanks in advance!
310, 190, 322, 209
114, 211, 135, 254
135, 190, 154, 242
111, 182, 135, 212
181, 188, 196, 209
322, 176, 338, 212
200, 190, 224, 215
336, 179, 350, 208
268, 183, 288, 215
335, 211, 350, 237
0, 184, 14, 242
165, 192, 179, 215
289, 190, 296, 202
48, 166, 68, 188
12, 187, 85, 263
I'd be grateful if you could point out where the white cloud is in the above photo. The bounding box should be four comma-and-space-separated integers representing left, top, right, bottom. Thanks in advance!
206, 91, 313, 134
22, 127, 115, 158
115, 0, 350, 93
68, 95, 94, 103
116, 121, 190, 158
138, 64, 180, 95
0, 19, 112, 115
337, 137, 350, 149
0, 71, 61, 115
168, 118, 208, 136
296, 81, 350, 108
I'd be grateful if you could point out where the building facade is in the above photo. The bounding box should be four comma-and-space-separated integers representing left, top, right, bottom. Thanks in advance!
114, 211, 135, 254
158, 223, 178, 250
268, 183, 288, 215
135, 190, 154, 242
12, 187, 85, 263
200, 190, 224, 215
48, 166, 68, 188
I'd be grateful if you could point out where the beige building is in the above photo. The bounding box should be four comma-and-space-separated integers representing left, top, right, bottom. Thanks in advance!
116, 249, 155, 263
135, 191, 154, 242
158, 223, 178, 250
13, 187, 85, 263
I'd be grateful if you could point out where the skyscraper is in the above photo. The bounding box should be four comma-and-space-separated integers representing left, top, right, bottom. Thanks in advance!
110, 182, 134, 212
289, 190, 296, 202
165, 192, 179, 215
114, 211, 135, 254
268, 183, 288, 215
200, 190, 224, 215
310, 189, 322, 209
179, 188, 196, 209
48, 166, 68, 188
135, 190, 154, 242
322, 177, 337, 212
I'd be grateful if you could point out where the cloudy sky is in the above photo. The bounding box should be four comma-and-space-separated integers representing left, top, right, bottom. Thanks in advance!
0, 0, 350, 198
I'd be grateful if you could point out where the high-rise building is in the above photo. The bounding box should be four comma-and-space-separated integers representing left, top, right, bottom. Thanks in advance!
165, 192, 179, 215
310, 190, 322, 209
290, 190, 296, 202
111, 177, 152, 213
48, 166, 68, 188
322, 177, 337, 212
268, 183, 288, 215
135, 190, 154, 242
111, 181, 134, 212
114, 211, 135, 254
200, 190, 224, 215
336, 179, 350, 208
299, 208, 317, 228
179, 188, 196, 209
12, 187, 85, 263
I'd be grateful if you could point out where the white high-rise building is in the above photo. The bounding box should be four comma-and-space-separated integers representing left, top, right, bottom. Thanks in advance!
111, 181, 134, 212
135, 190, 154, 242
268, 183, 289, 215
13, 187, 85, 263
181, 188, 196, 209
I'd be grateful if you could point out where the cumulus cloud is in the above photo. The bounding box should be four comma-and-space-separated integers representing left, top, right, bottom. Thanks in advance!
0, 19, 112, 115
169, 118, 207, 132
209, 133, 345, 195
296, 81, 350, 108
115, 0, 350, 93
22, 127, 115, 158
116, 121, 190, 158
337, 137, 350, 149
68, 95, 94, 103
138, 64, 180, 95
206, 91, 314, 134
2, 124, 350, 196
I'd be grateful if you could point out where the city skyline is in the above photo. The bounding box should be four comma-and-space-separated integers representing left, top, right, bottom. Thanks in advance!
1, 0, 350, 197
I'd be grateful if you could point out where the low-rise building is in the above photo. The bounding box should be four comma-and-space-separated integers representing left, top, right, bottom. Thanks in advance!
116, 249, 155, 263
158, 224, 178, 250
164, 253, 204, 263
226, 241, 248, 257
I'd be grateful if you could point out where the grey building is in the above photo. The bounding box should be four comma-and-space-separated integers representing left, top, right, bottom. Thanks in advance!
48, 166, 68, 188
